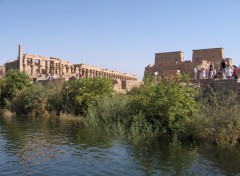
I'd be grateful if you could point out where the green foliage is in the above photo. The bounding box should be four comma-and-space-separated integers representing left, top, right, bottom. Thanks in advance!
86, 93, 129, 126
86, 74, 200, 141
194, 90, 240, 146
10, 80, 66, 117
0, 70, 31, 108
45, 80, 65, 114
4, 69, 240, 147
11, 83, 48, 116
127, 74, 200, 140
64, 77, 114, 115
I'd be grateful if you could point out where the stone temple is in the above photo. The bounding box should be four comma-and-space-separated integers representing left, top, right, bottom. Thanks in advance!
2, 45, 141, 92
145, 48, 233, 78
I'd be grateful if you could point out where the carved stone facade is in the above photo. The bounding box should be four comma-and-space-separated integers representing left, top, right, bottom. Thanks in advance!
145, 48, 233, 78
4, 45, 141, 91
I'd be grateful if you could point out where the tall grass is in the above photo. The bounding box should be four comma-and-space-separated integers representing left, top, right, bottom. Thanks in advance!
85, 93, 162, 141
85, 93, 129, 126
193, 90, 240, 147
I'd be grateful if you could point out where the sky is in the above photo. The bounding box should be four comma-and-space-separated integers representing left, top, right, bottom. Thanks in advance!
0, 0, 239, 80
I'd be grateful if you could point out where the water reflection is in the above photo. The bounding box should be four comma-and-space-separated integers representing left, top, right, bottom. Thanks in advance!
197, 144, 240, 175
1, 117, 240, 175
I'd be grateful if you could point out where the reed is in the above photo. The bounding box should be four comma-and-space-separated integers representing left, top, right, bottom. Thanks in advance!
193, 90, 240, 147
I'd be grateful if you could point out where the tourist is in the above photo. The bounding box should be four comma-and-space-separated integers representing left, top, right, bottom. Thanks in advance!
209, 63, 213, 71
220, 59, 226, 79
233, 65, 239, 79
193, 67, 197, 79
217, 67, 222, 79
209, 64, 214, 78
226, 65, 232, 79
205, 68, 209, 79
213, 67, 217, 78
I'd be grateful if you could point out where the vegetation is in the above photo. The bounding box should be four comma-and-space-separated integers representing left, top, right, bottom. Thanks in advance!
1, 70, 240, 147
63, 77, 113, 115
193, 90, 240, 146
86, 74, 200, 141
0, 70, 31, 109
1, 71, 114, 117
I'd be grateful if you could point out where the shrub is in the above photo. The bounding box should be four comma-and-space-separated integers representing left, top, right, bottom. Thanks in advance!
86, 74, 200, 141
45, 80, 65, 114
11, 83, 48, 116
127, 74, 200, 140
0, 70, 31, 109
193, 90, 240, 146
64, 77, 114, 115
86, 93, 130, 127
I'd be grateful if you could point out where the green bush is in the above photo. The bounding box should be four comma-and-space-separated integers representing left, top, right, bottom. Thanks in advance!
86, 93, 130, 126
45, 80, 65, 114
0, 70, 31, 109
64, 77, 114, 115
86, 74, 200, 141
193, 90, 240, 146
127, 75, 200, 140
11, 83, 48, 116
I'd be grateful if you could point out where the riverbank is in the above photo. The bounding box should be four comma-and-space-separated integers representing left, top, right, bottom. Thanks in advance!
1, 70, 240, 147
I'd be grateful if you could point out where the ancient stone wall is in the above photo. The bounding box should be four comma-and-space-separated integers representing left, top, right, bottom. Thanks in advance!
197, 79, 240, 94
5, 60, 19, 72
122, 80, 142, 91
155, 51, 184, 66
74, 63, 137, 81
4, 45, 140, 92
145, 48, 225, 78
192, 48, 224, 66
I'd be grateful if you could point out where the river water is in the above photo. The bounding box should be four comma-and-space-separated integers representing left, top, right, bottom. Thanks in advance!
1, 117, 240, 176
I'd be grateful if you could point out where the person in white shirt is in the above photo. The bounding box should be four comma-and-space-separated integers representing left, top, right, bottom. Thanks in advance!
202, 68, 206, 79
226, 65, 233, 79
193, 67, 197, 79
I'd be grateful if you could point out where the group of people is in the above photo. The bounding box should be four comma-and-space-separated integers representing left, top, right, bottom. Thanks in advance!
193, 59, 239, 80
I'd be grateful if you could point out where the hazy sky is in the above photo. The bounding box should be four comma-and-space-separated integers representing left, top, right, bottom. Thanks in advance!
0, 0, 239, 79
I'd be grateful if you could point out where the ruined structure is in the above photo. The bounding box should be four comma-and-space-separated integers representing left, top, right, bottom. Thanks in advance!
145, 48, 233, 78
4, 45, 141, 91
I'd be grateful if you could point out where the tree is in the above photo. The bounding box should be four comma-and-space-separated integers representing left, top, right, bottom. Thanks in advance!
64, 77, 113, 115
127, 74, 200, 140
0, 70, 31, 108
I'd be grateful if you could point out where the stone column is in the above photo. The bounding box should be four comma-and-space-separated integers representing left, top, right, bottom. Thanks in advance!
46, 60, 49, 74
18, 45, 23, 71
59, 66, 63, 76
86, 70, 89, 78
31, 59, 34, 76
89, 70, 92, 78
81, 69, 84, 77
38, 60, 42, 75
23, 55, 27, 72
59, 62, 62, 76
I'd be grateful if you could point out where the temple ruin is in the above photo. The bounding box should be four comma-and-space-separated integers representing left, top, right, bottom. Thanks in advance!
145, 48, 233, 78
3, 45, 141, 92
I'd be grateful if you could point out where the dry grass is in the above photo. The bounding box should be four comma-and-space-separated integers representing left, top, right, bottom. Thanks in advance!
1, 109, 15, 122
59, 112, 84, 123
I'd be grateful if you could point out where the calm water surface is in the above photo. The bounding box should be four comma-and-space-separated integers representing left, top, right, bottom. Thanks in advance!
1, 117, 240, 176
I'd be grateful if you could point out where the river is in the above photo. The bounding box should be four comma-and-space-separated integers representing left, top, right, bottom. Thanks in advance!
0, 116, 240, 176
